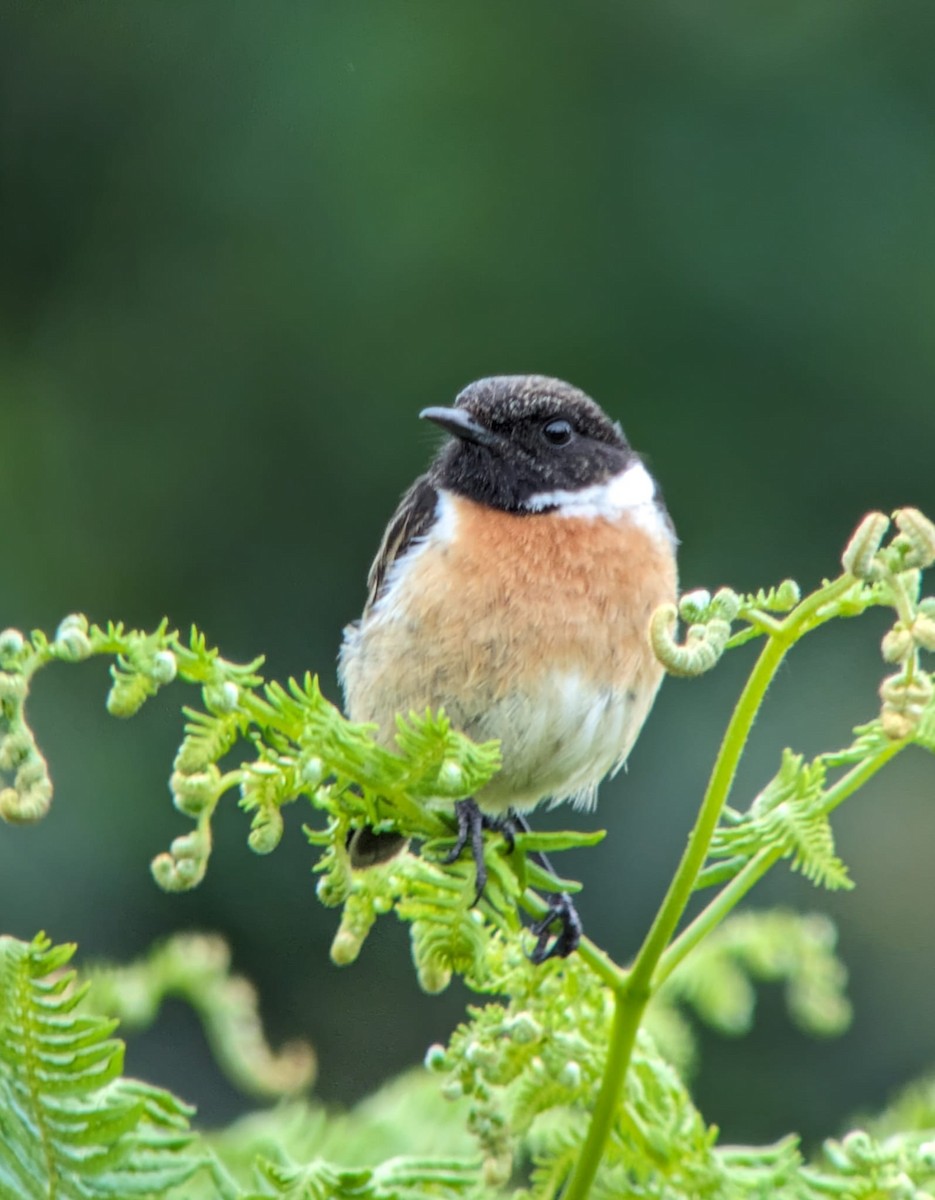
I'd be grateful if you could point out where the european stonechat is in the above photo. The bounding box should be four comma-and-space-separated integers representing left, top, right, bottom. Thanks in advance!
339, 375, 677, 960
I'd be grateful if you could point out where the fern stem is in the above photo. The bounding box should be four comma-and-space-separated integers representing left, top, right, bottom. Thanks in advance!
561, 986, 645, 1200
203, 1153, 246, 1200
627, 631, 791, 996
654, 739, 905, 990
654, 845, 781, 988
694, 855, 747, 889
821, 740, 907, 815
654, 736, 906, 988
562, 575, 894, 1197
628, 581, 861, 981
563, 579, 859, 1197
575, 936, 628, 992
563, 630, 791, 1199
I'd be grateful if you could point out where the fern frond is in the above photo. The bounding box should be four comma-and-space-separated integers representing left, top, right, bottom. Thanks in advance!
710, 749, 852, 891
199, 1070, 476, 1192
861, 1069, 935, 1139
175, 706, 245, 775
739, 580, 802, 614
429, 953, 723, 1193
253, 1154, 477, 1199
654, 909, 851, 1048
911, 688, 935, 754
804, 1128, 935, 1198
0, 933, 205, 1199
319, 844, 517, 992
823, 718, 894, 767
81, 933, 315, 1101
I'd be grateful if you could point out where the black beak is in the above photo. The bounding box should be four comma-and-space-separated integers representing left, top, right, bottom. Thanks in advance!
419, 406, 500, 448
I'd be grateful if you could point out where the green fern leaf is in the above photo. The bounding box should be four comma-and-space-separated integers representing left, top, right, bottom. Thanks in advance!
912, 692, 935, 753
823, 719, 893, 767
710, 750, 852, 892
0, 933, 204, 1199
81, 934, 316, 1101
740, 579, 802, 614
656, 909, 852, 1045
252, 1153, 477, 1198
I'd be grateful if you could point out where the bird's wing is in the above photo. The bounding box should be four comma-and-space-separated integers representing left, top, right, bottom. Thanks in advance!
363, 473, 440, 614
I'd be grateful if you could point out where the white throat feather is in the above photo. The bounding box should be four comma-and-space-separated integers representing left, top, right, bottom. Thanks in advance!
523, 461, 672, 541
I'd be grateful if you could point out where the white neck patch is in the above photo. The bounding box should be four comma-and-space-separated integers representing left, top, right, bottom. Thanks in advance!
523, 459, 651, 514
523, 460, 674, 542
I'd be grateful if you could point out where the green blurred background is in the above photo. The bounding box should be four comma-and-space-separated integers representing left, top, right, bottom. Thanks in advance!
3, 0, 935, 1149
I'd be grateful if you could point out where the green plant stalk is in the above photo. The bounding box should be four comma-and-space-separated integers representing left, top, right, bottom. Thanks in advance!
694, 855, 748, 890
562, 575, 859, 1200
820, 739, 908, 816
561, 986, 644, 1200
653, 740, 906, 989
575, 938, 628, 993
624, 577, 856, 992
562, 633, 790, 1199
626, 634, 790, 996
203, 1154, 243, 1200
674, 731, 910, 983
655, 845, 782, 990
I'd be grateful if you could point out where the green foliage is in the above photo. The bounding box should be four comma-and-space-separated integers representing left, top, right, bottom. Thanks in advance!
0, 616, 503, 976
0, 932, 203, 1199
80, 934, 316, 1100
647, 909, 851, 1075
710, 749, 852, 892
426, 947, 721, 1194
5, 926, 935, 1199
4, 507, 935, 1197
203, 1071, 476, 1180
0, 932, 482, 1200
249, 1156, 477, 1200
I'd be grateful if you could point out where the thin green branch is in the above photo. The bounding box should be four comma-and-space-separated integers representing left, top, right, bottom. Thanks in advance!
694, 855, 747, 890
627, 633, 791, 997
654, 846, 781, 990
725, 626, 768, 651
821, 740, 908, 816
562, 573, 865, 1200
563, 634, 790, 1199
654, 741, 907, 991
561, 988, 643, 1200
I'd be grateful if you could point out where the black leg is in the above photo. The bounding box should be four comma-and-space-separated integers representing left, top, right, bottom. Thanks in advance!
440, 803, 585, 959
529, 892, 583, 963
443, 797, 488, 904
511, 811, 583, 962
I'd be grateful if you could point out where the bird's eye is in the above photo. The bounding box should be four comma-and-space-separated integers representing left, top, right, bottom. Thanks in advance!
542, 418, 573, 446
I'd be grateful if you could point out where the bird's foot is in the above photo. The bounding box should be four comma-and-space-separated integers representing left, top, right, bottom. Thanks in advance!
443, 798, 515, 904
442, 804, 583, 960
530, 892, 583, 963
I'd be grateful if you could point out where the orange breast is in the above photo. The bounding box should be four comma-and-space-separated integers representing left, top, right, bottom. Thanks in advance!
341, 492, 678, 754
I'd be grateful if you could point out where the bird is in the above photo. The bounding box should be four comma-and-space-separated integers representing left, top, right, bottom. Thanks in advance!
338, 374, 678, 961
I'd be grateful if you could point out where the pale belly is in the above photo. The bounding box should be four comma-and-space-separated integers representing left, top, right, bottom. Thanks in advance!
339, 494, 676, 816
451, 672, 655, 814
341, 610, 661, 814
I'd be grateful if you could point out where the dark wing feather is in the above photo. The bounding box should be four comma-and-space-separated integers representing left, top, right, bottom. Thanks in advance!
363, 474, 439, 614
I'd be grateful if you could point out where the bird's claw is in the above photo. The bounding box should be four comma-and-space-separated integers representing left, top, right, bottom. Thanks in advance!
442, 800, 517, 905
530, 892, 583, 963
442, 803, 583, 961
443, 797, 489, 905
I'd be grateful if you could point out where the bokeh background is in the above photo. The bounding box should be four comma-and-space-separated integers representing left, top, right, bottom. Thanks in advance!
3, 0, 935, 1150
